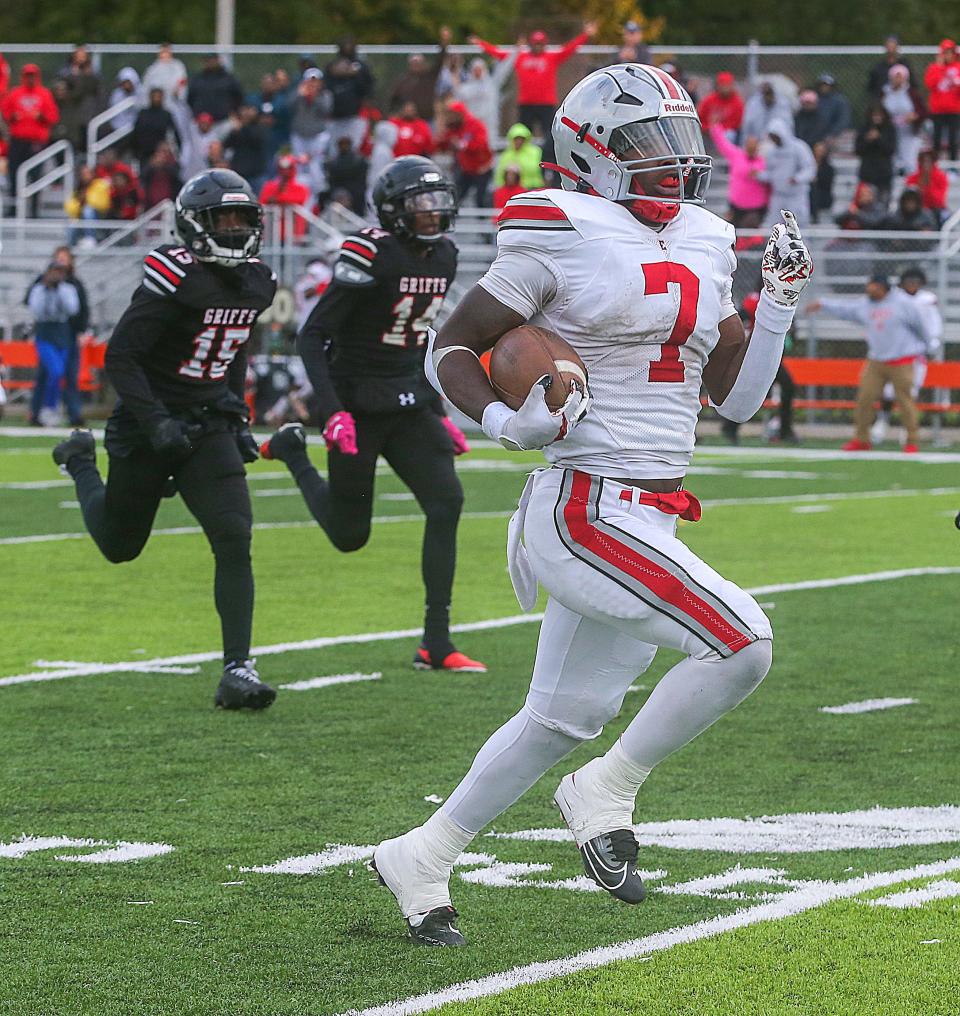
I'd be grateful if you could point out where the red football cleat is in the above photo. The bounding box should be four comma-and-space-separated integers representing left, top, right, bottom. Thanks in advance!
841, 439, 872, 451
413, 647, 487, 673
902, 443, 919, 454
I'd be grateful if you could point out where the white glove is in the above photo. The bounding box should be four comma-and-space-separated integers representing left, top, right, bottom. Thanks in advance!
761, 209, 813, 307
482, 375, 590, 451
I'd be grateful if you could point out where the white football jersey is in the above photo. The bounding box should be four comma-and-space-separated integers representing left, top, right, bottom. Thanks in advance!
479, 189, 738, 478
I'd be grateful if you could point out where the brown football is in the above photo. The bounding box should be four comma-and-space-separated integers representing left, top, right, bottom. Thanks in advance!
489, 325, 588, 412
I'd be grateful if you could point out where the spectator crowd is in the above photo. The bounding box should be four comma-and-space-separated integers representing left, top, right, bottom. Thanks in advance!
0, 30, 958, 246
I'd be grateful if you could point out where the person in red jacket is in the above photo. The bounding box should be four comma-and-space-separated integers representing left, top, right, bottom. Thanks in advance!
0, 52, 10, 101
698, 71, 744, 136
436, 100, 493, 206
470, 22, 597, 140
259, 154, 311, 239
491, 165, 526, 221
924, 39, 960, 160
905, 148, 949, 225
390, 100, 434, 157
1, 63, 59, 201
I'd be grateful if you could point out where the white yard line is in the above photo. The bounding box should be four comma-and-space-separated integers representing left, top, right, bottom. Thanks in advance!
819, 698, 918, 715
279, 672, 382, 691
2, 568, 957, 689
339, 857, 960, 1016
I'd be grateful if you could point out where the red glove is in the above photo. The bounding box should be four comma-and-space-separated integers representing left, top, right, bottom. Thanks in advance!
322, 411, 358, 455
441, 415, 471, 456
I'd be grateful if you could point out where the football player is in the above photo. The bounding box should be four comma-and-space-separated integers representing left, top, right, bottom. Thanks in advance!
370, 64, 813, 945
52, 169, 279, 710
260, 156, 484, 673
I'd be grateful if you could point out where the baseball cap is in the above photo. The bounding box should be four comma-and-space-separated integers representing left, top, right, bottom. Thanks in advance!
716, 71, 735, 86
624, 20, 641, 32
196, 112, 214, 126
278, 154, 296, 170
939, 38, 957, 51
23, 63, 40, 74
817, 72, 836, 85
529, 30, 547, 44
303, 67, 323, 80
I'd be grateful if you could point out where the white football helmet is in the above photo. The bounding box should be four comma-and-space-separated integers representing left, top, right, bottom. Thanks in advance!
549, 64, 711, 223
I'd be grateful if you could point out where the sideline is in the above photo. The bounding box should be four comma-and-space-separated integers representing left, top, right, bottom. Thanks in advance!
2, 567, 957, 688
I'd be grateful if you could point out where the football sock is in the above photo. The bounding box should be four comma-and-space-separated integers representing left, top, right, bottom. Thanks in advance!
213, 540, 254, 664
443, 707, 581, 835
589, 740, 652, 801
284, 451, 332, 529
420, 496, 462, 656
422, 604, 453, 659
419, 808, 475, 871
618, 639, 772, 770
68, 457, 110, 548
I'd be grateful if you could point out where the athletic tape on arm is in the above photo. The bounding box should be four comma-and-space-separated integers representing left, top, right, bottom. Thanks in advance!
711, 291, 795, 423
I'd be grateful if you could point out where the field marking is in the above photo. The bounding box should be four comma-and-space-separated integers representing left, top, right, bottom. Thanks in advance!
4, 486, 959, 548
0, 835, 174, 862
791, 504, 832, 514
819, 698, 918, 715
279, 672, 382, 691
492, 805, 960, 853
867, 879, 960, 909
340, 856, 960, 1016
2, 567, 959, 689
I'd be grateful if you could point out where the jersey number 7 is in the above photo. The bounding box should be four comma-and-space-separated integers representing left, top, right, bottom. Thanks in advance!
642, 262, 700, 383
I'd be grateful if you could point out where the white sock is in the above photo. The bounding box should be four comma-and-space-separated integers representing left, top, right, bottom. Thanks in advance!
589, 740, 652, 800
419, 807, 476, 870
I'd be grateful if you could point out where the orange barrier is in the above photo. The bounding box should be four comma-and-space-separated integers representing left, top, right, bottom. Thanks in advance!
0, 337, 106, 392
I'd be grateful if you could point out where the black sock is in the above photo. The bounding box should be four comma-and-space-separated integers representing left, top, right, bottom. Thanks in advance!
423, 604, 454, 660
69, 458, 108, 544
213, 538, 254, 665
284, 450, 331, 529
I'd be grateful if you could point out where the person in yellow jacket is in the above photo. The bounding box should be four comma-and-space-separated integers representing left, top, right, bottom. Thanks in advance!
493, 122, 545, 190
65, 165, 112, 247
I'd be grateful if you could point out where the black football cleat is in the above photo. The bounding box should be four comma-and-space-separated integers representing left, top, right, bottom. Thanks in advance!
215, 660, 277, 710
369, 857, 466, 947
576, 829, 647, 904
52, 429, 96, 472
260, 423, 307, 463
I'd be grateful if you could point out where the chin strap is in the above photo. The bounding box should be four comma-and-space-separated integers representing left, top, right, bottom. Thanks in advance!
539, 162, 602, 196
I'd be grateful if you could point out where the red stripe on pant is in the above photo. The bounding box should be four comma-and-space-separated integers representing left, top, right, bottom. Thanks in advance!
563, 471, 752, 653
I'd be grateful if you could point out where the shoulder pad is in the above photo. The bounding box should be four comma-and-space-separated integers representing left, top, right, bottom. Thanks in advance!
141, 245, 199, 298
337, 227, 393, 275
495, 191, 581, 253
681, 204, 736, 252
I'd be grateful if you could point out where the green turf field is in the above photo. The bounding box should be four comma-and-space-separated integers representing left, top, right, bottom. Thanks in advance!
2, 428, 959, 1016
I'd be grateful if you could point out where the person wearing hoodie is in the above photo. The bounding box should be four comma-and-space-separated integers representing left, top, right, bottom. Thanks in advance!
882, 64, 926, 174
142, 43, 188, 107
27, 261, 80, 426
456, 55, 515, 143
708, 123, 769, 227
436, 100, 493, 206
493, 122, 543, 190
57, 44, 102, 152
924, 39, 960, 160
389, 28, 451, 122
132, 87, 181, 163
365, 119, 398, 213
741, 81, 793, 142
260, 154, 311, 239
390, 100, 434, 157
109, 67, 142, 134
855, 103, 897, 208
757, 117, 816, 227
1, 63, 59, 200
814, 73, 851, 144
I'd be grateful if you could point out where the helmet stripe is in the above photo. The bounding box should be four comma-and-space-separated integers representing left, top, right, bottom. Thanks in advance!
559, 116, 615, 159
647, 65, 683, 100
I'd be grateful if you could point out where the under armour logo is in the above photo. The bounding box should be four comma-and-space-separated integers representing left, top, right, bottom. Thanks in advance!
398, 392, 416, 406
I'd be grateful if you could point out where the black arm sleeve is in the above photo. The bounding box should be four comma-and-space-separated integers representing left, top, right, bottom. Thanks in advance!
104, 291, 172, 427
227, 342, 249, 403
297, 283, 368, 422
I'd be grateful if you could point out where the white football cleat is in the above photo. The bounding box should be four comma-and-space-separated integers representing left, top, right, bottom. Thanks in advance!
370, 830, 466, 946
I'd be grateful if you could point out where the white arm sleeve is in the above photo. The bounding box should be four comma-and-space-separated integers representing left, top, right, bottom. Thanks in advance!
476, 246, 562, 320
710, 291, 795, 423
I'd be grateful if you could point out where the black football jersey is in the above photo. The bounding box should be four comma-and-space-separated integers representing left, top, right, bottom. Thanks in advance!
105, 245, 277, 425
302, 227, 458, 385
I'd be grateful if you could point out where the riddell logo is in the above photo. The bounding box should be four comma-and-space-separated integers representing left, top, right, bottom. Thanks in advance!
662, 101, 696, 115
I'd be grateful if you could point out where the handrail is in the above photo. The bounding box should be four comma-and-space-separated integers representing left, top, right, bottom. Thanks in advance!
86, 95, 139, 168
15, 140, 74, 220
82, 200, 175, 254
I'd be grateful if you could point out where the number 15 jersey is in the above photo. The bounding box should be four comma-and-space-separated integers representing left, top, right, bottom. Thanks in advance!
479, 189, 738, 479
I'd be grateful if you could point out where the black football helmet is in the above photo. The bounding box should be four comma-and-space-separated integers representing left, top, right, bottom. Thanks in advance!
371, 156, 457, 243
175, 169, 263, 267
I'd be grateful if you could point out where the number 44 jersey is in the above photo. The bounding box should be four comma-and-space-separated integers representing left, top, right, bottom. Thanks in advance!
105, 245, 277, 426
480, 189, 738, 479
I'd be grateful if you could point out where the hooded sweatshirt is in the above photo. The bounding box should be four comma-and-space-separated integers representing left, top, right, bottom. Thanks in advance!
494, 122, 544, 188
438, 102, 492, 175
109, 67, 142, 132
757, 117, 816, 226
1, 65, 59, 144
708, 123, 769, 211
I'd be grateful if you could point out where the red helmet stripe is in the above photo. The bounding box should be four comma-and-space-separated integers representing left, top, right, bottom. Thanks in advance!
648, 65, 683, 100
560, 116, 615, 159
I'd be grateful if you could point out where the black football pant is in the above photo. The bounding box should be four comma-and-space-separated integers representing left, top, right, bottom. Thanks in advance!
283, 409, 464, 657
67, 431, 254, 664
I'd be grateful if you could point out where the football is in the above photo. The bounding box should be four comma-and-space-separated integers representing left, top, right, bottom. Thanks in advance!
489, 325, 588, 412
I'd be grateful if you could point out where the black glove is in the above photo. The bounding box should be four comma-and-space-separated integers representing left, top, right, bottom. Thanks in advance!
147, 416, 194, 457
236, 426, 260, 463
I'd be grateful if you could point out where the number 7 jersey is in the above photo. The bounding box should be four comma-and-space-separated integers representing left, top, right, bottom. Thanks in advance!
479, 189, 738, 478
